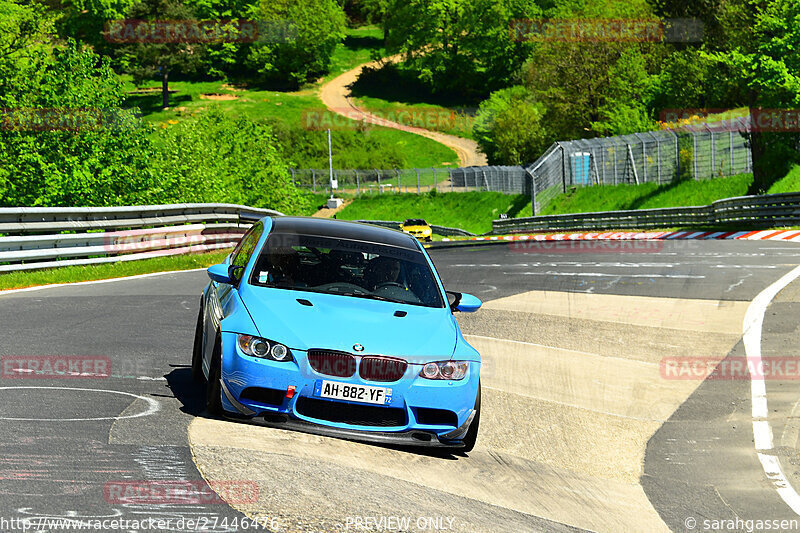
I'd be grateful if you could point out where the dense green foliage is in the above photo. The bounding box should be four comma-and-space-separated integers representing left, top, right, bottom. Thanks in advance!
152, 111, 309, 213
0, 41, 157, 206
0, 0, 305, 212
383, 0, 540, 97
5, 0, 800, 213
473, 86, 548, 165
247, 0, 346, 87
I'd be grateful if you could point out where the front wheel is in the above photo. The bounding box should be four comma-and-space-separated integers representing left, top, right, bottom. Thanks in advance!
205, 340, 223, 416
461, 383, 481, 453
191, 305, 204, 383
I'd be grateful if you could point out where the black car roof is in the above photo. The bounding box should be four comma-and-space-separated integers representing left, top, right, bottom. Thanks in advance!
269, 217, 420, 251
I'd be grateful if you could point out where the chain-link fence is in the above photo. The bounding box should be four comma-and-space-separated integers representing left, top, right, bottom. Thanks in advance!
289, 166, 528, 195
527, 117, 753, 214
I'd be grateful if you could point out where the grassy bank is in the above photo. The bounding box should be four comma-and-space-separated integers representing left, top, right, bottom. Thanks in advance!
349, 63, 478, 140
768, 165, 800, 194
335, 191, 530, 234
0, 250, 231, 291
538, 174, 754, 216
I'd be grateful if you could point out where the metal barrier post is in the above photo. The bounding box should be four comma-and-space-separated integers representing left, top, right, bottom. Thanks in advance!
692, 130, 698, 180
613, 145, 618, 185
312, 170, 316, 193
355, 170, 360, 197
376, 169, 381, 194
707, 125, 715, 177
415, 168, 420, 193
396, 168, 401, 193
432, 168, 437, 190
668, 128, 679, 180
730, 130, 735, 173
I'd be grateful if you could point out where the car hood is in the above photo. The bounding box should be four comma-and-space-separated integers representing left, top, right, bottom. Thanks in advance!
240, 286, 458, 363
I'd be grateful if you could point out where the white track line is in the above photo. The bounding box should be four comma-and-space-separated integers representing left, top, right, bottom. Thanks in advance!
0, 268, 206, 296
743, 265, 800, 515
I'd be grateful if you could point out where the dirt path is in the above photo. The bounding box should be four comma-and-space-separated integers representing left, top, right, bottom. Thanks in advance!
319, 56, 487, 167
311, 198, 352, 218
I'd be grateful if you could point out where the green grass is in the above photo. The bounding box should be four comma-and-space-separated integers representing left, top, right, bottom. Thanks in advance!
322, 26, 385, 84
0, 250, 232, 291
538, 174, 754, 215
349, 63, 479, 140
352, 96, 476, 139
335, 192, 531, 234
122, 80, 458, 168
768, 165, 800, 194
121, 26, 459, 169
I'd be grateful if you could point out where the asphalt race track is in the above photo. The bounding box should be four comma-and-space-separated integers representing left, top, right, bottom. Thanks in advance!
2, 239, 800, 532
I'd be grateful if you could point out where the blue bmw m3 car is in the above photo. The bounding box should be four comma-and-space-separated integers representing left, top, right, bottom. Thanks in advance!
192, 216, 483, 451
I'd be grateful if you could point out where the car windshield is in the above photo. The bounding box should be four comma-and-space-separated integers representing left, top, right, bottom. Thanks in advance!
404, 219, 427, 226
249, 232, 445, 308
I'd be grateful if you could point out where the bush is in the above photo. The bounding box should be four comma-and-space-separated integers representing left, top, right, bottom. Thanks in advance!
267, 117, 407, 169
473, 86, 549, 165
151, 111, 310, 214
0, 41, 160, 207
247, 0, 346, 88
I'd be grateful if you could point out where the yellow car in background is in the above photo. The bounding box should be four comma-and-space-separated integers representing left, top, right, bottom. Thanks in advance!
400, 218, 433, 242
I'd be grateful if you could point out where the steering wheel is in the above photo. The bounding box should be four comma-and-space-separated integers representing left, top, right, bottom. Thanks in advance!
317, 282, 369, 295
375, 282, 405, 290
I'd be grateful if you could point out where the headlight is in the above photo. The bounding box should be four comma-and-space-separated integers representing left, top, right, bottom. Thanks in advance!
237, 334, 292, 362
419, 361, 468, 380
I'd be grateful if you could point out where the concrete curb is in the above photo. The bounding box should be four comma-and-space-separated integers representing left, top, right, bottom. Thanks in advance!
439, 229, 800, 245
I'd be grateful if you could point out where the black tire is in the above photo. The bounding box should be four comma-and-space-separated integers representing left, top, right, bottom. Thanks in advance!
205, 339, 223, 416
191, 305, 205, 383
461, 383, 481, 453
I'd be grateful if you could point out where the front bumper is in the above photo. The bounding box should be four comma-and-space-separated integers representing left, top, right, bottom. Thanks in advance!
218, 332, 479, 447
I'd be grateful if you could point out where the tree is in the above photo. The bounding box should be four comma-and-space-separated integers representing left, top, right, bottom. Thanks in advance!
247, 0, 345, 88
696, 0, 800, 193
111, 0, 205, 108
383, 0, 540, 95
0, 39, 159, 207
151, 111, 308, 213
473, 86, 549, 165
522, 39, 659, 141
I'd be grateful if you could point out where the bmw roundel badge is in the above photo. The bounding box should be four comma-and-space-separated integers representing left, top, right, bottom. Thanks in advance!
353, 344, 365, 352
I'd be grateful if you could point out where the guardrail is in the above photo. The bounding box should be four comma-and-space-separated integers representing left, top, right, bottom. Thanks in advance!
355, 220, 476, 237
491, 192, 800, 234
0, 204, 282, 273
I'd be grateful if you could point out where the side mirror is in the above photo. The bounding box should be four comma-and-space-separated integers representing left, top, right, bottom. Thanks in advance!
207, 264, 233, 284
447, 291, 482, 313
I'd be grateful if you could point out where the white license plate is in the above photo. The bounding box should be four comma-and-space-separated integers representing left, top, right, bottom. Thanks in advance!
313, 380, 392, 405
